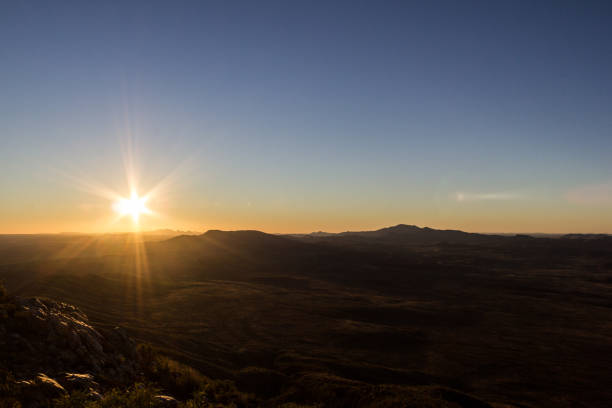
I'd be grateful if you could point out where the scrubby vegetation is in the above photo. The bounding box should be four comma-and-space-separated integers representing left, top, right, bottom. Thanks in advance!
0, 281, 16, 320
0, 278, 491, 407
133, 344, 255, 406
52, 381, 254, 408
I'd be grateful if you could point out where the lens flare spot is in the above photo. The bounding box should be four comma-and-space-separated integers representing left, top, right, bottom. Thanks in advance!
113, 192, 151, 222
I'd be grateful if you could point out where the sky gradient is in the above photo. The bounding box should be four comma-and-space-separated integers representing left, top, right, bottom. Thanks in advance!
1, 1, 612, 234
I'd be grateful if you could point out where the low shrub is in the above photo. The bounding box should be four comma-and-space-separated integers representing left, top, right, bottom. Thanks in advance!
54, 383, 160, 408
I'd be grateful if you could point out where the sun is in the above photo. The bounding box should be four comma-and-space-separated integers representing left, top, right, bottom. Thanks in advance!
113, 192, 152, 222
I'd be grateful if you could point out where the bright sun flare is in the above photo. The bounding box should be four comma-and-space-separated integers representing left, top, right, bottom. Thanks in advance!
113, 192, 151, 222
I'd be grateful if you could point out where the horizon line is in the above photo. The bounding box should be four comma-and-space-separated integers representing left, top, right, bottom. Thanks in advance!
0, 224, 610, 237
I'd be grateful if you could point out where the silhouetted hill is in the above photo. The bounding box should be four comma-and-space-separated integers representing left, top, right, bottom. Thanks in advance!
371, 224, 425, 234
202, 229, 291, 247
562, 233, 611, 240
293, 224, 506, 246
165, 229, 310, 255
343, 224, 484, 240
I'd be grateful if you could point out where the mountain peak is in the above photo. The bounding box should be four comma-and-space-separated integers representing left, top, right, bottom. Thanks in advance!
202, 229, 273, 239
376, 224, 422, 233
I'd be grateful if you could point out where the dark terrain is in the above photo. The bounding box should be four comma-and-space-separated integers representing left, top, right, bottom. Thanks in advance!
2, 225, 612, 407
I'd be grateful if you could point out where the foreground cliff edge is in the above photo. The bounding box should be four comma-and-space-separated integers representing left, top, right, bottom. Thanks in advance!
0, 282, 498, 408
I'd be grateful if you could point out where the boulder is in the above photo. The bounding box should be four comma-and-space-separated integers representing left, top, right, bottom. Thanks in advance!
63, 372, 99, 390
154, 395, 179, 407
17, 373, 66, 405
63, 373, 103, 401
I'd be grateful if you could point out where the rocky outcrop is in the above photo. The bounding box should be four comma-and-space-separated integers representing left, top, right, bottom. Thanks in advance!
0, 296, 145, 406
2, 297, 138, 379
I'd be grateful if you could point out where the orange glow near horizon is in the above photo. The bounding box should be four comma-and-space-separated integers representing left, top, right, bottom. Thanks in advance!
0, 132, 611, 235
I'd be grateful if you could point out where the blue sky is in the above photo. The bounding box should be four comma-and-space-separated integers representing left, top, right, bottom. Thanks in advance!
1, 1, 611, 233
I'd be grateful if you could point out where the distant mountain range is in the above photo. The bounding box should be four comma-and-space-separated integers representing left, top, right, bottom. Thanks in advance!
46, 225, 608, 241
297, 224, 610, 240
167, 224, 611, 252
